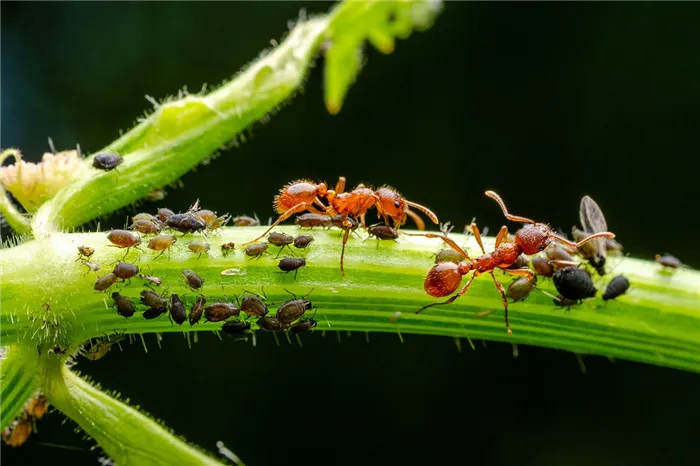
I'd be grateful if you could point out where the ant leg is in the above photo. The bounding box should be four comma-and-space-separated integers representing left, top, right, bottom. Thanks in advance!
405, 208, 426, 231
403, 232, 471, 261
335, 177, 347, 193
489, 271, 512, 336
502, 267, 535, 281
469, 223, 487, 254
242, 202, 323, 246
340, 226, 351, 277
494, 226, 509, 248
360, 213, 367, 230
416, 274, 477, 313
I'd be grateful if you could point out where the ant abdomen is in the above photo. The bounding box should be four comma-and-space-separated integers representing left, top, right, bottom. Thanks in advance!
424, 262, 465, 297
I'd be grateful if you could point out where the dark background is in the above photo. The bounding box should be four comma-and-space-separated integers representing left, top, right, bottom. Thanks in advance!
2, 2, 699, 465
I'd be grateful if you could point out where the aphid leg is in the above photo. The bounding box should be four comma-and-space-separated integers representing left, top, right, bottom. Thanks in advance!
494, 226, 509, 248
416, 274, 477, 314
242, 202, 326, 245
489, 271, 512, 336
469, 223, 487, 254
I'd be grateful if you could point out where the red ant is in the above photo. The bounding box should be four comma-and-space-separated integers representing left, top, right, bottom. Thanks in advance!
242, 176, 438, 275
411, 191, 615, 335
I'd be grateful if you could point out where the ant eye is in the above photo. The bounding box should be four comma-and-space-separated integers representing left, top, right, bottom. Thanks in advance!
394, 201, 400, 209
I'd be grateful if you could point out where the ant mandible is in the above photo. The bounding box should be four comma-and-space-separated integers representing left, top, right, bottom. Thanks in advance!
241, 177, 439, 275
412, 190, 615, 335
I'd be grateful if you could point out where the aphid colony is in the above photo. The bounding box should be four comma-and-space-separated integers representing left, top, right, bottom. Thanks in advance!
1, 392, 49, 447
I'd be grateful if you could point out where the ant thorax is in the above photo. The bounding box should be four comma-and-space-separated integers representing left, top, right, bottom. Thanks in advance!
515, 223, 551, 255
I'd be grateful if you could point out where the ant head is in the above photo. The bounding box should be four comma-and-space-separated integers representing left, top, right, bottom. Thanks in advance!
375, 187, 407, 224
515, 223, 552, 255
424, 262, 465, 298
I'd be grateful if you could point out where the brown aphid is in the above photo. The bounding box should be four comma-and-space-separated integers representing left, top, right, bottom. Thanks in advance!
221, 242, 236, 257
130, 219, 161, 234
245, 242, 268, 259
143, 305, 168, 320
293, 235, 315, 249
140, 289, 168, 309
133, 212, 157, 223
195, 209, 218, 226
139, 273, 162, 287
107, 229, 141, 248
531, 256, 555, 278
166, 213, 207, 234
111, 292, 136, 318
367, 224, 399, 241
290, 318, 318, 334
169, 294, 186, 325
434, 248, 464, 264
276, 289, 314, 325
2, 417, 32, 447
221, 320, 252, 340
92, 153, 123, 170
233, 214, 260, 227
257, 316, 286, 332
268, 231, 294, 254
553, 295, 579, 309
413, 191, 615, 335
25, 393, 49, 419
239, 291, 269, 317
188, 239, 211, 258
545, 244, 575, 263
77, 245, 95, 260
189, 296, 206, 326
94, 273, 119, 291
655, 253, 682, 269
507, 253, 529, 270
208, 215, 231, 231
278, 257, 307, 279
182, 269, 204, 290
147, 234, 177, 257
155, 208, 175, 223
295, 213, 333, 229
112, 262, 139, 280
506, 276, 537, 302
204, 302, 240, 322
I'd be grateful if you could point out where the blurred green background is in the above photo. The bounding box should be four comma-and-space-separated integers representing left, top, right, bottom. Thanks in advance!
2, 2, 700, 465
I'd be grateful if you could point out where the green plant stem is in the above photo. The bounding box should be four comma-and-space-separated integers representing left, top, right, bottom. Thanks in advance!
0, 344, 38, 429
38, 356, 224, 465
2, 227, 700, 373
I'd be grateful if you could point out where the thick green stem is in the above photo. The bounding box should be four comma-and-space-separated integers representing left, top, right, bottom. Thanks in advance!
0, 345, 38, 429
2, 227, 700, 373
38, 356, 224, 465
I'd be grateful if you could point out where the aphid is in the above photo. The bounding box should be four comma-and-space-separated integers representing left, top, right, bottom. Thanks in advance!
195, 209, 218, 226
132, 212, 157, 223
169, 294, 186, 325
243, 177, 438, 276
111, 292, 136, 318
276, 289, 314, 325
295, 213, 333, 229
50, 345, 67, 355
413, 191, 614, 335
189, 296, 206, 326
140, 289, 168, 310
130, 219, 161, 234
545, 244, 576, 264
552, 295, 579, 309
112, 262, 139, 280
139, 273, 162, 287
77, 245, 95, 260
147, 234, 177, 258
92, 153, 123, 170
268, 231, 294, 255
553, 266, 597, 301
25, 393, 49, 419
208, 215, 231, 231
434, 248, 464, 264
84, 334, 126, 361
221, 320, 252, 340
602, 275, 630, 301
507, 253, 529, 270
278, 257, 307, 279
143, 306, 168, 320
530, 256, 555, 278
245, 242, 268, 259
81, 260, 101, 274
107, 229, 141, 249
239, 291, 269, 317
166, 212, 207, 234
366, 224, 400, 242
221, 242, 236, 257
204, 302, 240, 322
506, 276, 537, 302
94, 273, 119, 291
2, 417, 32, 447
290, 318, 317, 334
155, 208, 175, 223
573, 195, 610, 276
257, 316, 286, 332
293, 235, 315, 249
330, 215, 359, 231
182, 269, 204, 290
188, 239, 211, 258
655, 253, 682, 269
233, 214, 261, 227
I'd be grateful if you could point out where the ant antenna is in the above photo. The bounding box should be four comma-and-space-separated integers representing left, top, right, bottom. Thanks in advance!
549, 231, 615, 249
405, 201, 439, 224
484, 191, 534, 224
